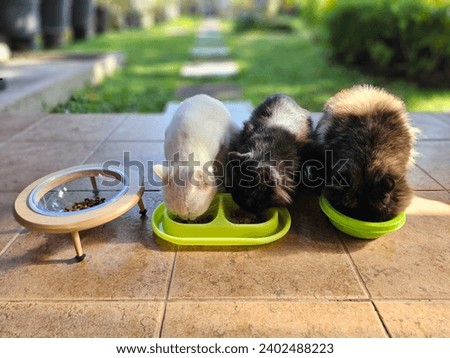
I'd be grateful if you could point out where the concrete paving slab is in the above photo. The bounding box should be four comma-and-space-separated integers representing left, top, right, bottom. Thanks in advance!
195, 37, 225, 47
0, 52, 124, 113
375, 301, 450, 338
415, 141, 450, 189
197, 18, 222, 35
180, 61, 239, 78
341, 191, 450, 299
163, 301, 387, 338
408, 164, 445, 191
13, 113, 125, 142
109, 113, 168, 142
0, 301, 164, 338
0, 113, 49, 142
196, 33, 223, 41
0, 141, 101, 192
175, 83, 242, 100
409, 112, 450, 141
190, 46, 230, 58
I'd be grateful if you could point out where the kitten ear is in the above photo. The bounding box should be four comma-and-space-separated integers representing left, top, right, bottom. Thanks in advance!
153, 164, 171, 184
381, 176, 396, 192
228, 151, 252, 161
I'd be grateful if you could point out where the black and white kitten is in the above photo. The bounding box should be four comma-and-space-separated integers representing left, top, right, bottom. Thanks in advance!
226, 94, 313, 213
310, 84, 416, 222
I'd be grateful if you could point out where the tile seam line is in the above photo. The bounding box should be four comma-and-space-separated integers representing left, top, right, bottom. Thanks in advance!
2, 297, 449, 304
157, 250, 178, 338
371, 301, 393, 338
336, 232, 393, 337
2, 113, 53, 146
0, 299, 165, 303
80, 114, 130, 165
0, 230, 23, 258
414, 164, 447, 191
335, 229, 373, 299
419, 139, 450, 142
164, 297, 450, 303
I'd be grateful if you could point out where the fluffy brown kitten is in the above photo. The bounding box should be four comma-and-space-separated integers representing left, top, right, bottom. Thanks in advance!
312, 84, 416, 222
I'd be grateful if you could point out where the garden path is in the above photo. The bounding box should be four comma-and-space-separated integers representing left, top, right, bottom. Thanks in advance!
176, 18, 241, 101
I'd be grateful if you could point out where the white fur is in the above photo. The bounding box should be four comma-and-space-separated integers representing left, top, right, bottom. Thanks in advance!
266, 97, 311, 141
153, 94, 233, 219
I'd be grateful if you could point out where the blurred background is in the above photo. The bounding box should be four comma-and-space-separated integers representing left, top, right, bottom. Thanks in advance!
0, 0, 449, 113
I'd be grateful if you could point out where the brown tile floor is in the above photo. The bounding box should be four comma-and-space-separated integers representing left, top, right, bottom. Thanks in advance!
0, 112, 449, 338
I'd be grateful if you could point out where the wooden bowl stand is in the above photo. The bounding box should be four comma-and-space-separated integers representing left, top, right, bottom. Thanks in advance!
14, 164, 146, 261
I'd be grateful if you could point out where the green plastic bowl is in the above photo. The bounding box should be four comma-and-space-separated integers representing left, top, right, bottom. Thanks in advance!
151, 193, 291, 246
319, 195, 406, 239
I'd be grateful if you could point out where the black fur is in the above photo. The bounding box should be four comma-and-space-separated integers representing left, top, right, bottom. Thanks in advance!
226, 94, 313, 213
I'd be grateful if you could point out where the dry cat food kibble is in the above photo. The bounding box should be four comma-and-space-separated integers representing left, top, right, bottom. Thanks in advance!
229, 209, 266, 224
64, 197, 106, 212
174, 215, 214, 224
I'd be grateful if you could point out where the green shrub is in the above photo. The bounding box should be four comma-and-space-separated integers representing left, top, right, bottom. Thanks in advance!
234, 13, 296, 33
234, 13, 260, 32
324, 0, 449, 86
301, 0, 337, 25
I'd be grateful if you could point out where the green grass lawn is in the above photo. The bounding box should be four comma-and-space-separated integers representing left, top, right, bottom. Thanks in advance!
54, 16, 449, 113
53, 17, 200, 113
226, 18, 450, 112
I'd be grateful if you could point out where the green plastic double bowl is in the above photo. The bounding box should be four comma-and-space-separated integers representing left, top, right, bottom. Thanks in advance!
151, 193, 291, 246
